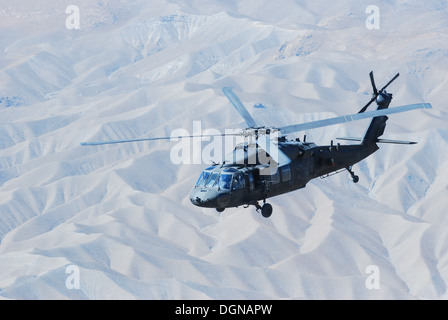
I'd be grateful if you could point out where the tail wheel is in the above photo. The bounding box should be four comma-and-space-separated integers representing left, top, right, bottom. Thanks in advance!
261, 203, 273, 218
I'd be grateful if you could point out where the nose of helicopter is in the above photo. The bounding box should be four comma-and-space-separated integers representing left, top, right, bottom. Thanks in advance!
189, 188, 219, 208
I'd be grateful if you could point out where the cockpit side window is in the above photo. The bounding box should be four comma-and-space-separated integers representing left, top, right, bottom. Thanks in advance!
218, 173, 232, 190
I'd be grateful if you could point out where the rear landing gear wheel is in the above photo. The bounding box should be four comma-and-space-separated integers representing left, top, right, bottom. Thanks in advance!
346, 166, 359, 184
261, 203, 273, 218
216, 208, 225, 213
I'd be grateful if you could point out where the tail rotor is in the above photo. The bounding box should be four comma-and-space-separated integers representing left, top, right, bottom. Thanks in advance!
358, 71, 399, 113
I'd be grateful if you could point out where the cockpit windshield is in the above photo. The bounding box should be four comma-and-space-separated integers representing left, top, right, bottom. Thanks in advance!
195, 167, 243, 190
196, 170, 211, 187
205, 172, 219, 187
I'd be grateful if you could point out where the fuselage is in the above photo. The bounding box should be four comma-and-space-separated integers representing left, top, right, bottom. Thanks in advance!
190, 91, 393, 210
189, 138, 378, 209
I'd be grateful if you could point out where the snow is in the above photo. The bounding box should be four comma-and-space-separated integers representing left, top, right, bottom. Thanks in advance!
0, 0, 447, 299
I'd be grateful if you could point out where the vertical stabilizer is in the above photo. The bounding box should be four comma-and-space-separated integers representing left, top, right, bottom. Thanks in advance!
361, 114, 388, 145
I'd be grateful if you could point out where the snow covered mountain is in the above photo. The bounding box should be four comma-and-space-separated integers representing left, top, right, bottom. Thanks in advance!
0, 0, 447, 299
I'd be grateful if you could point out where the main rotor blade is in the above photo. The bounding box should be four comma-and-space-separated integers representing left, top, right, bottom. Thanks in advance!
80, 132, 242, 146
369, 71, 378, 95
279, 103, 432, 135
222, 87, 258, 128
256, 135, 291, 166
380, 73, 400, 92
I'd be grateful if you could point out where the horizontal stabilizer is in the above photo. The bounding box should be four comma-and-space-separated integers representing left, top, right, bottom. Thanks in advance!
377, 138, 417, 145
336, 137, 362, 142
337, 137, 417, 144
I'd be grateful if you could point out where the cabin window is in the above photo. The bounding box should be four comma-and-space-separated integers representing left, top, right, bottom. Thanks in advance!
271, 170, 280, 184
281, 165, 291, 182
232, 173, 246, 190
247, 172, 254, 192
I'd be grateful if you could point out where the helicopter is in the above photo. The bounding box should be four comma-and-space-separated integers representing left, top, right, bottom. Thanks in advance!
81, 71, 432, 218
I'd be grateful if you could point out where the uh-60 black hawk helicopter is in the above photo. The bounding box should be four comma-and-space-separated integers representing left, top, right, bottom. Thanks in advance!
82, 71, 432, 218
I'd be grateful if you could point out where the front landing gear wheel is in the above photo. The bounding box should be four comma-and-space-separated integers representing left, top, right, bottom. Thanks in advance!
352, 175, 359, 183
261, 203, 273, 218
216, 208, 225, 213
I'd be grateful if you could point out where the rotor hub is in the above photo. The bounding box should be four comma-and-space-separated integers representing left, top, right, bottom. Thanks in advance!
376, 92, 392, 106
241, 127, 279, 138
